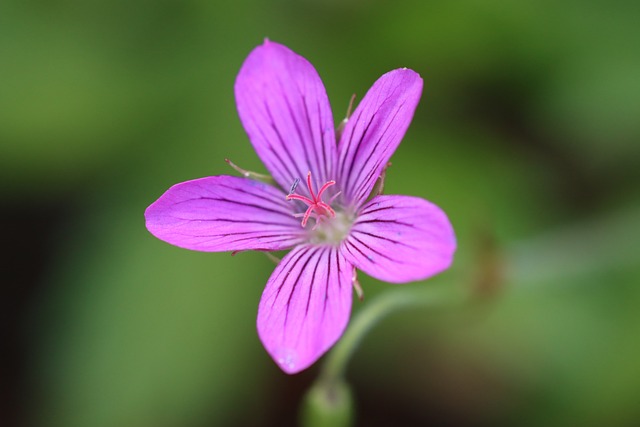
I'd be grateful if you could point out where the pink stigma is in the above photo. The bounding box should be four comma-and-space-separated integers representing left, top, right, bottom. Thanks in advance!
286, 172, 336, 227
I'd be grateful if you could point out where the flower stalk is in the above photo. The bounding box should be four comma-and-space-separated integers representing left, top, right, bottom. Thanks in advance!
300, 284, 464, 427
322, 285, 462, 385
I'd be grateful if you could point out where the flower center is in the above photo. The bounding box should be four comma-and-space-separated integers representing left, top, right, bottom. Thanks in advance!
286, 171, 337, 227
286, 171, 354, 244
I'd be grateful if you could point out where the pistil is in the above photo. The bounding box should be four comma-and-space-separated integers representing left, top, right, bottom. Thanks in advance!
286, 171, 336, 227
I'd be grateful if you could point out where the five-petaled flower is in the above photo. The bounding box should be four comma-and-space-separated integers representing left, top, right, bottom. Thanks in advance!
145, 40, 456, 374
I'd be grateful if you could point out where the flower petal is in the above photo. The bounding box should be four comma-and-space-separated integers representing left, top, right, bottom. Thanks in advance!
235, 40, 337, 195
337, 69, 423, 207
342, 195, 456, 283
145, 175, 305, 252
257, 244, 353, 374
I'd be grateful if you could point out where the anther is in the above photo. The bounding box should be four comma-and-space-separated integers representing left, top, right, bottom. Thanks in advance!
288, 178, 300, 196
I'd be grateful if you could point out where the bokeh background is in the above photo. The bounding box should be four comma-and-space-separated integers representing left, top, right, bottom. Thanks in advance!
3, 0, 640, 426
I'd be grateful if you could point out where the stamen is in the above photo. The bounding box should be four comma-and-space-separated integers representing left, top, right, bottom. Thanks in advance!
288, 178, 300, 196
328, 191, 342, 205
316, 202, 335, 217
316, 180, 336, 200
286, 171, 337, 227
306, 172, 317, 201
286, 193, 314, 205
301, 206, 315, 227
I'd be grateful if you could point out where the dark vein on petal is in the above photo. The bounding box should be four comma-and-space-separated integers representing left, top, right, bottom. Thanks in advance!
336, 249, 342, 291
281, 80, 313, 183
305, 246, 324, 317
171, 218, 296, 227
349, 234, 402, 263
221, 234, 299, 244
338, 109, 363, 186
243, 99, 293, 184
323, 247, 332, 319
182, 196, 293, 218
269, 247, 298, 285
342, 240, 369, 265
351, 228, 411, 247
354, 158, 385, 204
264, 101, 307, 187
260, 103, 298, 182
284, 246, 320, 329
272, 246, 311, 309
216, 183, 290, 210
317, 98, 329, 182
344, 111, 377, 197
167, 229, 300, 239
360, 204, 394, 216
350, 100, 406, 203
293, 65, 322, 182
356, 100, 404, 173
287, 93, 318, 179
254, 121, 295, 184
185, 235, 299, 248
355, 218, 414, 227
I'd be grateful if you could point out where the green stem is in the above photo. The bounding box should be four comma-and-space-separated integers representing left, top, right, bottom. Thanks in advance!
301, 285, 462, 427
318, 285, 462, 385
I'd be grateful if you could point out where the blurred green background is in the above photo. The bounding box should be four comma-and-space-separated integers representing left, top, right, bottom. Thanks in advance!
3, 0, 639, 426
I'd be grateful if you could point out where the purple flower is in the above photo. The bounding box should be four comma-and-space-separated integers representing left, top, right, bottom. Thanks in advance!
145, 40, 456, 374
